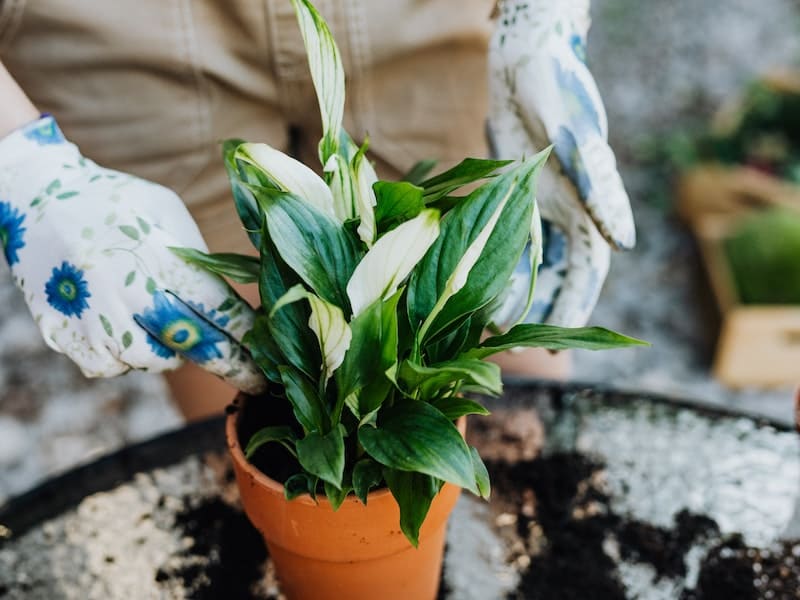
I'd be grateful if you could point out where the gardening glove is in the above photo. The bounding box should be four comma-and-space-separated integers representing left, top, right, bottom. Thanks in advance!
488, 0, 636, 328
0, 115, 266, 393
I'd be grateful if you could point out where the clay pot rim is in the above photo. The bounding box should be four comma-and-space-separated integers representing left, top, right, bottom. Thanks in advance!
225, 393, 396, 507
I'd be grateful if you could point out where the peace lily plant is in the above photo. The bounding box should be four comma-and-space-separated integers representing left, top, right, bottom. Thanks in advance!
175, 0, 646, 546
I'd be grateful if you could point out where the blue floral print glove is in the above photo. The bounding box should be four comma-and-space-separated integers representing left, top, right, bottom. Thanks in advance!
0, 115, 266, 393
488, 0, 636, 328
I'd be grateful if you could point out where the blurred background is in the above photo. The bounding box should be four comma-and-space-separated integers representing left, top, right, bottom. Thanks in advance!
2, 0, 800, 504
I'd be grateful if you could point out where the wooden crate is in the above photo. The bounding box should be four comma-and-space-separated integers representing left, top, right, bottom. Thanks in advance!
691, 213, 800, 388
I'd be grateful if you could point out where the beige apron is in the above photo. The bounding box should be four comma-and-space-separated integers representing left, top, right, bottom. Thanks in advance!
0, 0, 492, 253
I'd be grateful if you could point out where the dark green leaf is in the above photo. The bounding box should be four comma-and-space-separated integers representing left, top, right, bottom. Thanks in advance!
402, 159, 438, 185
408, 156, 546, 342
430, 396, 490, 421
465, 324, 649, 359
358, 400, 477, 494
336, 292, 401, 418
99, 314, 113, 337
470, 446, 491, 499
352, 458, 384, 504
324, 480, 351, 511
419, 158, 513, 202
222, 139, 263, 249
374, 181, 424, 233
256, 187, 360, 310
121, 331, 133, 349
383, 468, 439, 547
279, 365, 327, 433
242, 313, 283, 383
245, 426, 298, 459
284, 473, 315, 501
296, 426, 345, 489
259, 235, 321, 380
119, 225, 140, 241
56, 191, 79, 200
398, 358, 502, 398
170, 247, 260, 283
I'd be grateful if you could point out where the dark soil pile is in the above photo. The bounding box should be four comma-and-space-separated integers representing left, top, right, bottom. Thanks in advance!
154, 496, 268, 599
682, 536, 800, 600
487, 452, 800, 600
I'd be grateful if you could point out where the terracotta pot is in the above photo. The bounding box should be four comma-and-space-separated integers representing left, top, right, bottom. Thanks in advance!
226, 395, 465, 600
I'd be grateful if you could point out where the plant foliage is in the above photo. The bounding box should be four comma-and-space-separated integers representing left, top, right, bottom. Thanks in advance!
176, 0, 647, 546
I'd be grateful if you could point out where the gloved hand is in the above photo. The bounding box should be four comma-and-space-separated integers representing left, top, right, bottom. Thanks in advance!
0, 115, 266, 393
488, 0, 636, 328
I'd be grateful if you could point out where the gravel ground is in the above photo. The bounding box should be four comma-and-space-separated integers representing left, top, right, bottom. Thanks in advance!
2, 0, 800, 502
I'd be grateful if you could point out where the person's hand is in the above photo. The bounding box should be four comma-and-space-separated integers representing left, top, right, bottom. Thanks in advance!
0, 115, 266, 393
488, 0, 635, 328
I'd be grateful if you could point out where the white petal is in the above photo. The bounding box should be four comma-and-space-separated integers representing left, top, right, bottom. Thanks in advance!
271, 284, 351, 380
347, 209, 440, 317
306, 294, 352, 380
238, 143, 336, 218
290, 0, 345, 162
323, 154, 356, 221
353, 151, 378, 247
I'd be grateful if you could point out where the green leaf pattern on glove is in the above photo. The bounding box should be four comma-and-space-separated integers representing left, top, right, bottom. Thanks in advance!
0, 115, 266, 393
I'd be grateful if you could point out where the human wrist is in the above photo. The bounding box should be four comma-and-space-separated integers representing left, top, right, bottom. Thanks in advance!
0, 63, 39, 138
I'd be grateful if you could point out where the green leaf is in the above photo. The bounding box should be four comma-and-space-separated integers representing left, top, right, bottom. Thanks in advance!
278, 365, 328, 433
242, 313, 283, 383
336, 291, 400, 418
374, 181, 425, 233
284, 473, 316, 501
358, 400, 477, 494
122, 331, 133, 349
402, 159, 438, 185
119, 225, 140, 241
296, 426, 345, 489
470, 446, 491, 499
430, 396, 490, 421
124, 271, 136, 287
352, 458, 384, 504
45, 179, 61, 194
324, 480, 351, 511
408, 154, 547, 342
258, 235, 322, 380
256, 188, 360, 311
99, 314, 113, 337
56, 191, 78, 200
170, 247, 260, 283
419, 158, 512, 202
383, 468, 439, 547
145, 277, 157, 294
245, 426, 298, 459
465, 324, 649, 359
398, 358, 502, 398
136, 217, 151, 234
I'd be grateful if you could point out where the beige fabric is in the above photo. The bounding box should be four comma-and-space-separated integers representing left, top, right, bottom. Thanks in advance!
0, 0, 493, 254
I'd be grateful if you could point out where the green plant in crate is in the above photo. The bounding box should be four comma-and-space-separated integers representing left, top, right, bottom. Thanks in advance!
174, 0, 647, 545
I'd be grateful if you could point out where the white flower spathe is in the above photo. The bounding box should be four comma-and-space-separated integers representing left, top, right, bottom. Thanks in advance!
272, 284, 352, 380
347, 209, 440, 317
352, 151, 378, 247
237, 142, 336, 219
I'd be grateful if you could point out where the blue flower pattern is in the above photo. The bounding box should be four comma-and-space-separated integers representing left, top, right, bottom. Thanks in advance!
45, 261, 91, 318
134, 291, 227, 364
23, 117, 66, 146
0, 201, 26, 265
